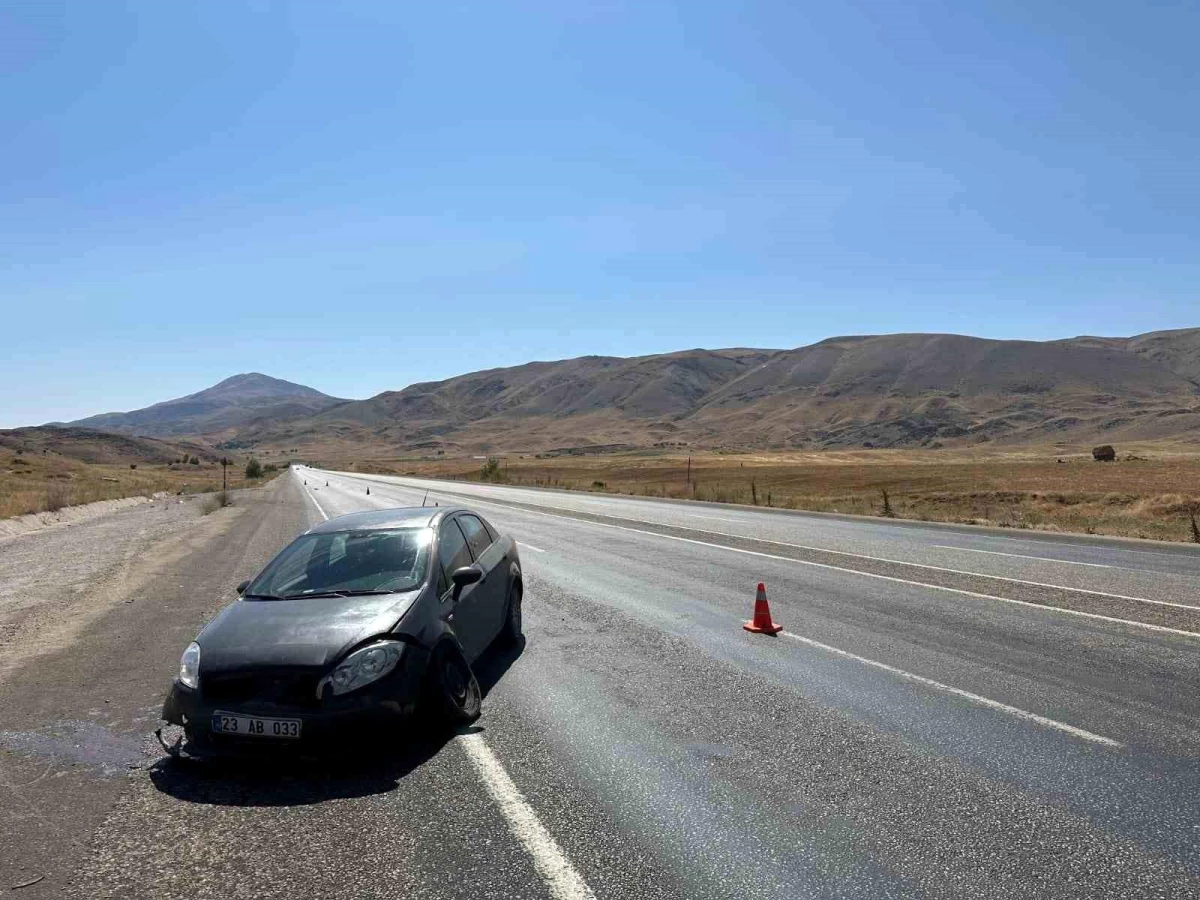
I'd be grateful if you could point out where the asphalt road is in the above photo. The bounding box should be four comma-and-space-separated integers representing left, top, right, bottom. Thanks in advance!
3, 468, 1199, 897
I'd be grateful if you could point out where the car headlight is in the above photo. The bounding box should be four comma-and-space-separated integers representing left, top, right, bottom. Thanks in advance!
178, 642, 201, 690
319, 641, 404, 697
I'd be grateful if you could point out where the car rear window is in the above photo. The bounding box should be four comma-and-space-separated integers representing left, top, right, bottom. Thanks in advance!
246, 528, 432, 598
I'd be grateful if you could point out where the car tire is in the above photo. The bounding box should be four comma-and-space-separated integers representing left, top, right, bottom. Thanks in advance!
500, 582, 523, 646
427, 644, 481, 725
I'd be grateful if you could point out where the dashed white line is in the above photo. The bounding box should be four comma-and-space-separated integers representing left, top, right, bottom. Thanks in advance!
780, 631, 1122, 747
931, 545, 1114, 569
458, 732, 597, 899
519, 542, 547, 553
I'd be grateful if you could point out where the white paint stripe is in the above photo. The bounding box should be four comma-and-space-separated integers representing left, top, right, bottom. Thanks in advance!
780, 632, 1123, 747
981, 534, 1196, 560
312, 474, 1200, 635
518, 541, 547, 553
458, 732, 597, 900
931, 545, 1114, 569
299, 476, 329, 521
685, 513, 747, 523
469, 505, 1200, 640
414, 489, 1200, 613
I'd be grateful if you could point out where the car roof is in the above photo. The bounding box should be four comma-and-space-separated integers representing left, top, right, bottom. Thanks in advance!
307, 506, 463, 534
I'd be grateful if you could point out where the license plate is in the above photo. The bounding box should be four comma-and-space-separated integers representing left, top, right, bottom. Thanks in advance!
211, 711, 302, 739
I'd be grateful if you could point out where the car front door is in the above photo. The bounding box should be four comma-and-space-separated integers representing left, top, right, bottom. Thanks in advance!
437, 518, 488, 660
456, 514, 506, 642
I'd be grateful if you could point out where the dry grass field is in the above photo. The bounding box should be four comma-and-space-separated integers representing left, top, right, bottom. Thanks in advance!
331, 443, 1200, 543
0, 451, 268, 520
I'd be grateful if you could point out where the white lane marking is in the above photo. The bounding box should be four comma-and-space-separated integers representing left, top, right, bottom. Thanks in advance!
685, 513, 747, 523
780, 632, 1122, 747
313, 473, 1200, 631
444, 503, 1200, 640
931, 545, 1114, 569
319, 470, 1200, 563
300, 477, 329, 521
980, 534, 1198, 560
458, 732, 597, 900
374, 478, 1200, 614
309, 475, 593, 897
518, 541, 547, 553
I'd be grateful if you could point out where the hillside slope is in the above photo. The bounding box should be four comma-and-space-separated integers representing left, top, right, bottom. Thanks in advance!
68, 373, 347, 437
230, 329, 1200, 452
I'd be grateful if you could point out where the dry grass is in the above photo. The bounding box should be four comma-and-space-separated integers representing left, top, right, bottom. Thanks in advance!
328, 443, 1200, 543
200, 490, 232, 515
0, 454, 257, 520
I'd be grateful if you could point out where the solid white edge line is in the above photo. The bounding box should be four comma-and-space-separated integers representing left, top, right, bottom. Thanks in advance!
931, 545, 1114, 569
299, 475, 329, 521
306, 475, 594, 898
780, 631, 1123, 747
518, 541, 547, 553
458, 732, 597, 900
310, 473, 1200, 638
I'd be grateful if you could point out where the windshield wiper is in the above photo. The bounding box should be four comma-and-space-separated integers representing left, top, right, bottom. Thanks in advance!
280, 589, 400, 599
242, 592, 287, 601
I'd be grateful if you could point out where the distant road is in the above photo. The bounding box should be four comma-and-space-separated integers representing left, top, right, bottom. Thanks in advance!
291, 467, 1200, 897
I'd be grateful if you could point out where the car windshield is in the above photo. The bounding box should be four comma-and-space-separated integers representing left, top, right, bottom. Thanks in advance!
246, 528, 432, 599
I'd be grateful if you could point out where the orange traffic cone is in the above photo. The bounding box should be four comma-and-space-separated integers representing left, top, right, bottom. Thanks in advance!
743, 582, 783, 634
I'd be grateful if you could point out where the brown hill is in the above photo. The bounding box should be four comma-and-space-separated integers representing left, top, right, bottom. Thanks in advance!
0, 426, 213, 465
67, 373, 347, 438
226, 329, 1200, 453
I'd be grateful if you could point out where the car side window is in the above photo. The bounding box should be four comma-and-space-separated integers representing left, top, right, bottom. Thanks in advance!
458, 515, 492, 559
437, 520, 473, 596
479, 517, 498, 544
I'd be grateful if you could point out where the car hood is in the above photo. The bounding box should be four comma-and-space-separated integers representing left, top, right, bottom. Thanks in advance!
196, 592, 419, 673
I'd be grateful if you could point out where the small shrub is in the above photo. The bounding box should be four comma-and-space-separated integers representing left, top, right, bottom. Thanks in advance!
245, 457, 264, 479
43, 484, 71, 512
880, 487, 895, 518
189, 456, 200, 465
201, 490, 231, 515
480, 457, 505, 482
592, 480, 606, 489
130, 463, 137, 469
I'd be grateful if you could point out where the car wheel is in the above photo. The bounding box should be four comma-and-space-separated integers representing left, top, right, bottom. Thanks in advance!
427, 644, 481, 725
500, 582, 523, 645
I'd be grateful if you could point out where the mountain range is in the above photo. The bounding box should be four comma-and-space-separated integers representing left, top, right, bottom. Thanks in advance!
68, 373, 347, 437
56, 329, 1200, 452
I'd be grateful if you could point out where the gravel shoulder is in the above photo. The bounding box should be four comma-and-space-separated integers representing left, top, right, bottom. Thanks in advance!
0, 475, 311, 895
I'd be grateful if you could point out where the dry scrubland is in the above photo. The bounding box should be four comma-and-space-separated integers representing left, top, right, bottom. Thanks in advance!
334, 444, 1200, 543
0, 453, 262, 520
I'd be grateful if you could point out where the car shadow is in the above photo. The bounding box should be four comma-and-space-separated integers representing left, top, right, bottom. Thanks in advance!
148, 635, 526, 808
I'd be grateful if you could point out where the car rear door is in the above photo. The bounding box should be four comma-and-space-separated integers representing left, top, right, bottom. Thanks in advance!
437, 517, 489, 660
456, 514, 507, 643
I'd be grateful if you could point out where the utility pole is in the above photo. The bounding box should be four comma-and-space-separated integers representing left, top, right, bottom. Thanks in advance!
220, 457, 229, 492
686, 455, 691, 486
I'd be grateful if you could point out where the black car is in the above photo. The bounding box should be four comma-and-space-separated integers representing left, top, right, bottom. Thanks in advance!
160, 506, 522, 755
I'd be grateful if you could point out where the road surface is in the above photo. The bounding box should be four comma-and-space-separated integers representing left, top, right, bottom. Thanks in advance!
3, 468, 1199, 898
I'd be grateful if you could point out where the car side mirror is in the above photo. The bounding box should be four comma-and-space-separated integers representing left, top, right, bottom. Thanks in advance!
236, 580, 250, 595
451, 566, 482, 588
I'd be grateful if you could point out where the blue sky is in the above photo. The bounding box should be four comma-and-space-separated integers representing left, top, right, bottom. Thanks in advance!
3, 0, 1197, 426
